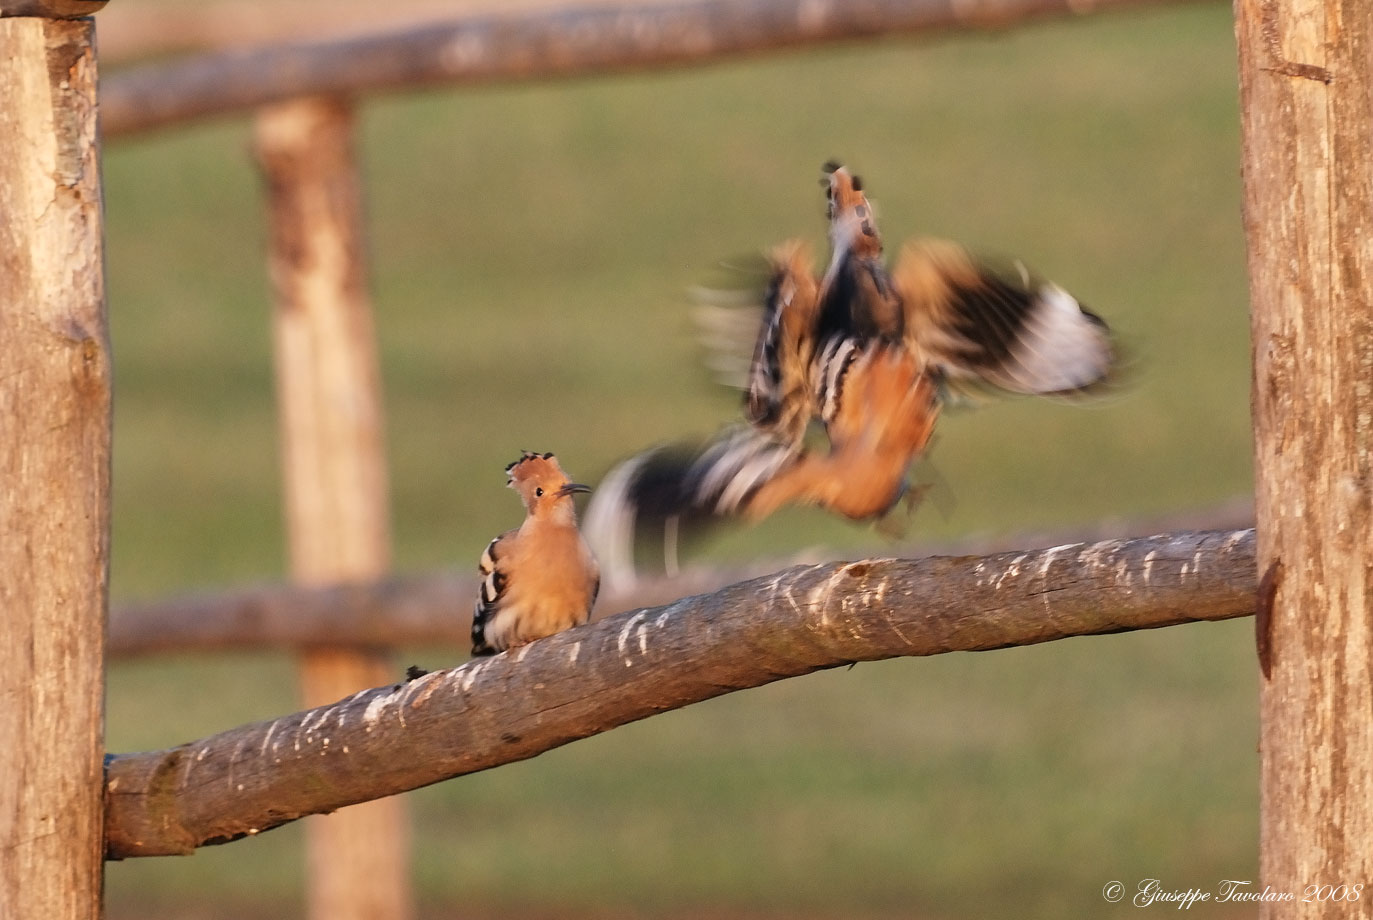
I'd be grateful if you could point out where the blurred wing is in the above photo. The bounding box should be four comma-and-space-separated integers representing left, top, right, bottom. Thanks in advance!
689, 251, 775, 390
893, 238, 1114, 396
692, 295, 765, 390
583, 429, 802, 586
743, 240, 820, 445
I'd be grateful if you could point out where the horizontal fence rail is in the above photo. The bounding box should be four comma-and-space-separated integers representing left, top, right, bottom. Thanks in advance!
104, 528, 1259, 859
100, 0, 1194, 138
108, 501, 1254, 658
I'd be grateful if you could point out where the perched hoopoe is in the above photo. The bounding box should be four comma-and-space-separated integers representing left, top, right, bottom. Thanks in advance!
585, 162, 1116, 583
470, 451, 600, 657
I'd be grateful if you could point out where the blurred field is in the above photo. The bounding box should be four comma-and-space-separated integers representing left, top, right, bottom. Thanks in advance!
101, 2, 1257, 918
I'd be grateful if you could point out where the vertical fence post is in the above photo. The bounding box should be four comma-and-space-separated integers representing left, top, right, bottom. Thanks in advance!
1234, 0, 1373, 914
0, 8, 110, 920
254, 96, 413, 920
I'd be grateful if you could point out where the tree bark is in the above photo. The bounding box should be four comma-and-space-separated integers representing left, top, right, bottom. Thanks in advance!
99, 0, 1195, 138
105, 528, 1257, 859
0, 16, 110, 920
1235, 0, 1373, 914
255, 97, 411, 920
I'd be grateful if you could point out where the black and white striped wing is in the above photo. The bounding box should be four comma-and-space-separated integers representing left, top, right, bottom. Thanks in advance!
686, 426, 803, 516
582, 427, 802, 586
810, 336, 863, 430
470, 533, 512, 657
744, 241, 820, 446
893, 238, 1114, 396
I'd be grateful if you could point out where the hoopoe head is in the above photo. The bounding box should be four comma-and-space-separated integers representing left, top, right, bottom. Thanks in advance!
505, 451, 591, 516
822, 161, 882, 261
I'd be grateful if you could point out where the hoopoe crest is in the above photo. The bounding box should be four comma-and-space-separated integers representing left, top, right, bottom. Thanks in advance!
471, 451, 600, 657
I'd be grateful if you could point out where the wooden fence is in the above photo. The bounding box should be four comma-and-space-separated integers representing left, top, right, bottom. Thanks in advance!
2, 0, 1369, 918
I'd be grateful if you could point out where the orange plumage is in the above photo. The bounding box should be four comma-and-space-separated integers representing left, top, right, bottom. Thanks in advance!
471, 452, 600, 656
585, 162, 1116, 582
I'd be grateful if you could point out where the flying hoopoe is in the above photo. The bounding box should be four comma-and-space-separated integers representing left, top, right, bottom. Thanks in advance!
585, 162, 1116, 583
470, 452, 600, 657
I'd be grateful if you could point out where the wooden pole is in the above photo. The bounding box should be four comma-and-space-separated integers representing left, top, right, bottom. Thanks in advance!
104, 528, 1259, 858
0, 12, 110, 920
254, 97, 412, 920
1234, 0, 1373, 914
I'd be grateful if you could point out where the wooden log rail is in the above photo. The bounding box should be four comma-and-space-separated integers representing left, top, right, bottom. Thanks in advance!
104, 528, 1258, 859
99, 0, 1195, 138
109, 568, 715, 657
108, 502, 1256, 659
92, 0, 1204, 66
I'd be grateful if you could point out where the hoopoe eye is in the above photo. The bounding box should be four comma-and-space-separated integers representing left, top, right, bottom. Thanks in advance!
535, 487, 544, 497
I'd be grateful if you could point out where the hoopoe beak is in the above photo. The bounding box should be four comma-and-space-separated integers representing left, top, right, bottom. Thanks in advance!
556, 482, 592, 497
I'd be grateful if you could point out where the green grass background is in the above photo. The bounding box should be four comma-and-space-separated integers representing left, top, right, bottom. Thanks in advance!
102, 2, 1258, 917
